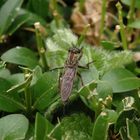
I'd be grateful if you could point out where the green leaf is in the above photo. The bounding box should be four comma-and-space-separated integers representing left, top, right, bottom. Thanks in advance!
101, 68, 140, 93
0, 78, 11, 92
8, 73, 24, 85
121, 0, 140, 9
0, 0, 6, 8
101, 40, 116, 50
32, 71, 58, 110
7, 9, 30, 35
21, 9, 47, 26
126, 119, 140, 140
31, 65, 43, 85
0, 93, 25, 112
46, 28, 77, 68
92, 109, 118, 140
128, 20, 140, 29
33, 86, 58, 110
0, 68, 11, 79
0, 0, 23, 35
1, 47, 38, 69
46, 51, 66, 68
115, 108, 135, 131
0, 114, 29, 140
27, 0, 50, 19
34, 113, 54, 140
97, 81, 113, 100
32, 71, 58, 99
80, 64, 99, 86
6, 74, 32, 94
78, 65, 99, 111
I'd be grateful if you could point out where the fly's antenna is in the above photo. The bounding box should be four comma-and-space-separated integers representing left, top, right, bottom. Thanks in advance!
76, 24, 90, 48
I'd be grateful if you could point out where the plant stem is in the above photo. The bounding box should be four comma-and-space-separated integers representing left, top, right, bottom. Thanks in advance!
99, 0, 107, 42
79, 0, 85, 12
25, 84, 31, 113
127, 0, 136, 24
50, 0, 61, 28
116, 2, 127, 50
77, 24, 90, 46
24, 73, 32, 114
34, 22, 49, 70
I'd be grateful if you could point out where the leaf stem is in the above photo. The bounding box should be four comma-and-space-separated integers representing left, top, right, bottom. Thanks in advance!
99, 0, 107, 42
79, 0, 85, 12
50, 0, 61, 28
116, 2, 127, 50
34, 22, 49, 70
24, 72, 32, 114
127, 0, 136, 24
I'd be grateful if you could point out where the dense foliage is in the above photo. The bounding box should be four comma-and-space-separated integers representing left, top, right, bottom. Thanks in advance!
0, 0, 140, 139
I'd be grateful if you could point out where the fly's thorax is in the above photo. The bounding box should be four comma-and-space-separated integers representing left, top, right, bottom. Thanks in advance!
66, 47, 82, 66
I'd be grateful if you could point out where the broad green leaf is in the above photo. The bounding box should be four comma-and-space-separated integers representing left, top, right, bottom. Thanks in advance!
0, 114, 29, 140
0, 0, 23, 35
0, 78, 11, 92
0, 0, 6, 8
0, 76, 25, 112
126, 119, 139, 140
92, 109, 118, 140
7, 9, 30, 35
32, 71, 58, 110
79, 82, 98, 112
31, 71, 58, 99
97, 81, 113, 100
80, 64, 99, 86
101, 40, 116, 50
112, 91, 135, 113
46, 28, 77, 68
27, 0, 50, 19
1, 47, 38, 69
101, 68, 140, 93
0, 68, 11, 79
8, 73, 24, 85
128, 20, 140, 29
54, 29, 77, 48
33, 86, 58, 110
20, 9, 47, 26
115, 108, 135, 131
34, 113, 54, 140
0, 93, 25, 112
46, 51, 66, 68
6, 74, 32, 94
31, 65, 43, 85
121, 0, 140, 9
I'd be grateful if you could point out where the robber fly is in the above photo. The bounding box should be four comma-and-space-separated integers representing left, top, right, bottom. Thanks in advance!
60, 46, 83, 102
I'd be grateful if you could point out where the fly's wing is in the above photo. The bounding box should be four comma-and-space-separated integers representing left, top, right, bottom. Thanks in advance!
60, 68, 76, 102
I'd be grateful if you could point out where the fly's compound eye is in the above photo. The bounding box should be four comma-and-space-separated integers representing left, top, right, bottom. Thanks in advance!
68, 47, 81, 54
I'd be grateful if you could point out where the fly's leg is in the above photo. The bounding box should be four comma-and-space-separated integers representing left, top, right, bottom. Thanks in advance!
77, 72, 84, 86
78, 61, 94, 69
50, 66, 64, 71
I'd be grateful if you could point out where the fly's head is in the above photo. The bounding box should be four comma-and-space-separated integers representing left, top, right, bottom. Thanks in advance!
67, 47, 82, 66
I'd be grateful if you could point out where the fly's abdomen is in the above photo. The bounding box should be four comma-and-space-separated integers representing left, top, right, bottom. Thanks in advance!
60, 68, 76, 102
